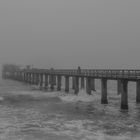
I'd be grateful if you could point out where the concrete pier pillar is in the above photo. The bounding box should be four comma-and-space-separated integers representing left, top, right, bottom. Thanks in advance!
16, 72, 18, 80
20, 72, 22, 81
120, 80, 128, 110
30, 73, 32, 84
39, 74, 43, 88
49, 75, 52, 85
32, 73, 35, 85
86, 77, 92, 95
18, 72, 21, 81
20, 72, 23, 81
136, 80, 140, 103
30, 73, 33, 84
27, 73, 30, 83
50, 75, 54, 90
101, 78, 108, 104
24, 73, 26, 82
23, 73, 26, 82
33, 74, 36, 84
91, 78, 95, 91
53, 76, 57, 85
12, 72, 15, 80
72, 77, 75, 89
45, 74, 48, 89
22, 72, 24, 81
74, 77, 79, 95
81, 77, 85, 89
65, 76, 69, 93
57, 76, 62, 91
25, 73, 27, 82
26, 73, 29, 83
17, 72, 19, 80
29, 73, 32, 84
117, 80, 122, 95
36, 74, 39, 85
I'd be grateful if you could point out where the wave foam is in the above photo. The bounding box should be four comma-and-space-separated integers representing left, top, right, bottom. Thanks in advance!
60, 89, 101, 102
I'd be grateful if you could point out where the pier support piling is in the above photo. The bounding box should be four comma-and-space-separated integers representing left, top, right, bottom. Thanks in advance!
91, 78, 95, 91
53, 76, 57, 85
39, 74, 43, 88
45, 74, 48, 89
72, 77, 75, 89
28, 73, 31, 83
81, 77, 85, 89
50, 75, 54, 90
36, 74, 39, 85
101, 78, 108, 104
74, 77, 79, 95
121, 80, 128, 110
136, 80, 140, 103
24, 73, 26, 82
65, 76, 69, 93
31, 73, 34, 85
86, 77, 92, 95
57, 76, 62, 91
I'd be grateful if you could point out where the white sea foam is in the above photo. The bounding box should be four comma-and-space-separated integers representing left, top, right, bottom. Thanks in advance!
60, 89, 101, 102
6, 88, 102, 103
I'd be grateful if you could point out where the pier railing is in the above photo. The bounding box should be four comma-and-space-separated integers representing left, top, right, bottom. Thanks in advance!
19, 69, 140, 80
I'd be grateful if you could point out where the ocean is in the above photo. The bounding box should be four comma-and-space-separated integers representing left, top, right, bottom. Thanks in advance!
0, 77, 140, 140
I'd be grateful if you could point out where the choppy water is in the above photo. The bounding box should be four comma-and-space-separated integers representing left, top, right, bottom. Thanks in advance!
0, 78, 140, 140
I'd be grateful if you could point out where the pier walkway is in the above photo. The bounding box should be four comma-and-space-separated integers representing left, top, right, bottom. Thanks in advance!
2, 64, 140, 110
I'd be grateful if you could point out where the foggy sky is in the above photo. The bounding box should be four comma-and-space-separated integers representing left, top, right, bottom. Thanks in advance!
0, 0, 140, 69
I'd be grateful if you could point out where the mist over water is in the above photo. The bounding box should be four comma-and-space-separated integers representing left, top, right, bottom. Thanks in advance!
0, 78, 140, 140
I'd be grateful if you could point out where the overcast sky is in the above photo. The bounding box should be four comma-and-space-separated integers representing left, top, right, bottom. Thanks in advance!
0, 0, 140, 69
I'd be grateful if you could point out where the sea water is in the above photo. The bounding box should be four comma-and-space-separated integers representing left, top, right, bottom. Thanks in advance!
0, 78, 140, 140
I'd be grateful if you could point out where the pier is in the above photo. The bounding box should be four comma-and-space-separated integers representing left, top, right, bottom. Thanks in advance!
2, 64, 140, 110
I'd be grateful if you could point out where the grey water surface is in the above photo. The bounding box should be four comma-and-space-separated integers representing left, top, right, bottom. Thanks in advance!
0, 78, 140, 140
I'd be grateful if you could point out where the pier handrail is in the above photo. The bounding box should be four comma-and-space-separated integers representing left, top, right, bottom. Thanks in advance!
6, 68, 140, 80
